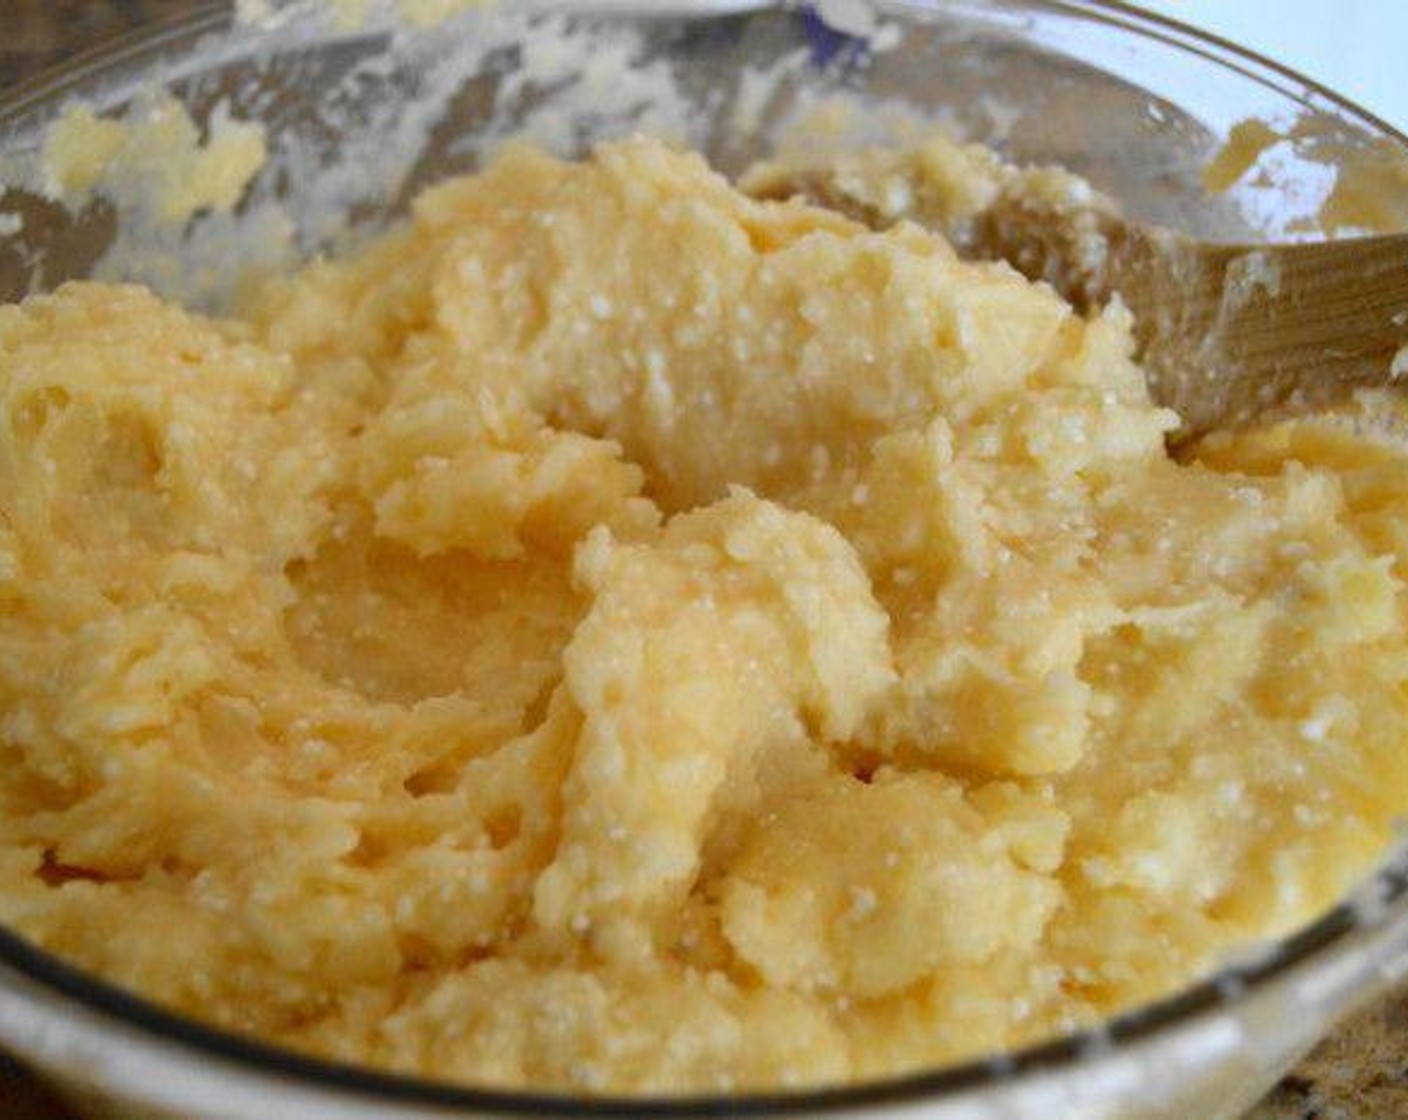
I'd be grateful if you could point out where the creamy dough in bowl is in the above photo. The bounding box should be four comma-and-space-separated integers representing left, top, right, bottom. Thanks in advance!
2, 136, 1407, 1093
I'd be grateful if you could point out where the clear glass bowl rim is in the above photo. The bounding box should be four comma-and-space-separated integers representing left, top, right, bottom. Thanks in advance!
1, 0, 1407, 1113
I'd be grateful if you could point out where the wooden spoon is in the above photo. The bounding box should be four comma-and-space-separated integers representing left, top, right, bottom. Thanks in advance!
746, 159, 1408, 439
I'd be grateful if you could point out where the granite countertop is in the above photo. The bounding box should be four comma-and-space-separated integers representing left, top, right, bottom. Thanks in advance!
1, 3, 1406, 1118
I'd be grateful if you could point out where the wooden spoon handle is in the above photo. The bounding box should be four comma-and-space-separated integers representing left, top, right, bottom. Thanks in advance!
1122, 232, 1408, 438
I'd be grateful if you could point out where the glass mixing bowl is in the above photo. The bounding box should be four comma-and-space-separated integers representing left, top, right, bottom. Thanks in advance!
1, 3, 1407, 1118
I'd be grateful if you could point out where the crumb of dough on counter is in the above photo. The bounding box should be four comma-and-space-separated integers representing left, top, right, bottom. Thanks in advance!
3, 135, 1408, 1095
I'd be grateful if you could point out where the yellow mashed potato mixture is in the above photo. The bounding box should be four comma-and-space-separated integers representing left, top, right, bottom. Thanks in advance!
3, 137, 1408, 1093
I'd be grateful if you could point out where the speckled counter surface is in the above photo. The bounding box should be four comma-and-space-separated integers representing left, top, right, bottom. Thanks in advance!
1, 2, 1406, 1117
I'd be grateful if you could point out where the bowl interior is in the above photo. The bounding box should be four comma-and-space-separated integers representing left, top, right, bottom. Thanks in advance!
1, 0, 1404, 311
1, 2, 1407, 1115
